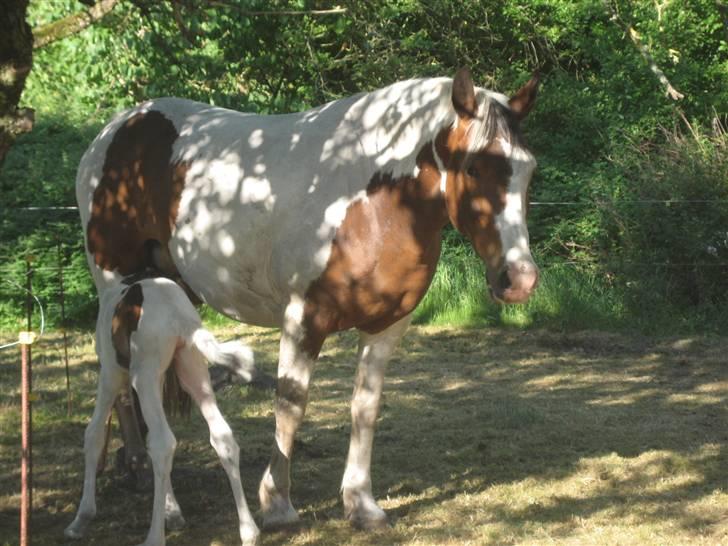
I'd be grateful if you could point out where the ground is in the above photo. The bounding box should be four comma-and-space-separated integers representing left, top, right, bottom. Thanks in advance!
0, 324, 727, 545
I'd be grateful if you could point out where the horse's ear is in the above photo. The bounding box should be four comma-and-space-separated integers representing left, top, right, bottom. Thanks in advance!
452, 67, 477, 119
508, 72, 540, 121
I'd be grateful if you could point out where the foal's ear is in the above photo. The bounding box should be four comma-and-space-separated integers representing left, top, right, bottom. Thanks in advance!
508, 72, 540, 121
452, 67, 477, 119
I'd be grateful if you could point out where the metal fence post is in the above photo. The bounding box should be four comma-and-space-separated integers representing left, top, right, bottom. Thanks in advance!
20, 256, 35, 546
19, 330, 36, 546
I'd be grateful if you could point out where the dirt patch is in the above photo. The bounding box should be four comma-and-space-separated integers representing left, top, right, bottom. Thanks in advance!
1, 326, 727, 545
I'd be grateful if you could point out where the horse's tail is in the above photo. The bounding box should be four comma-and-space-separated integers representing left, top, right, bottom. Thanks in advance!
191, 328, 256, 380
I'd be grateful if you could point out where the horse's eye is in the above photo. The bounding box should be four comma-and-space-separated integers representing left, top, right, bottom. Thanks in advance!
466, 165, 478, 178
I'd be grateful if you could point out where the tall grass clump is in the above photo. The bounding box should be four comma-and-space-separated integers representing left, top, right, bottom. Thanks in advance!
415, 230, 626, 331
599, 117, 728, 334
414, 233, 489, 326
496, 263, 625, 330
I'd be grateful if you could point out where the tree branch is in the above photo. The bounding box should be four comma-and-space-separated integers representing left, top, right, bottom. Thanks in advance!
33, 0, 120, 49
606, 1, 684, 101
626, 26, 684, 100
716, 1, 728, 44
171, 1, 198, 46
205, 2, 347, 16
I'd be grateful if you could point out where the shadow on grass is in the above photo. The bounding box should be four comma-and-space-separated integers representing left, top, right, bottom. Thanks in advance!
0, 326, 726, 545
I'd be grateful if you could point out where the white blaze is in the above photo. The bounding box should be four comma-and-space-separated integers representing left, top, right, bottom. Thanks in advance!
495, 137, 536, 266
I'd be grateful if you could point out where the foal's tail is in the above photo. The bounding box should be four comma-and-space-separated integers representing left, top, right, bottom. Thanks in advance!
190, 328, 274, 390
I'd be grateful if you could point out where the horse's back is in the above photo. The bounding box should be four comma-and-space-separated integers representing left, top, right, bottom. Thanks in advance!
76, 95, 371, 325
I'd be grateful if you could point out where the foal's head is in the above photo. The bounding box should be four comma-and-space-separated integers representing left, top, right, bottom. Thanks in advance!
439, 68, 540, 304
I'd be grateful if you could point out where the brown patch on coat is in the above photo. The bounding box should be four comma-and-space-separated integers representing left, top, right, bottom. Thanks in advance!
111, 283, 144, 369
301, 113, 514, 346
86, 110, 188, 276
302, 139, 450, 344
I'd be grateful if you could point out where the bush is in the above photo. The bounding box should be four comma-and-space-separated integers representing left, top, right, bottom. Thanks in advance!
599, 118, 728, 328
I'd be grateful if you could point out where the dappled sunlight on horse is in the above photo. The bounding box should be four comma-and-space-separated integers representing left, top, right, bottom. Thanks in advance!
70, 67, 540, 543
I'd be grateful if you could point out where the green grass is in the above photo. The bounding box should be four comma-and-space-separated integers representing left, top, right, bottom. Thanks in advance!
415, 247, 727, 336
414, 249, 625, 331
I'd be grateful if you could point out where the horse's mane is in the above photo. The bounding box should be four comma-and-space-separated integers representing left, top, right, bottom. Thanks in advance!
466, 92, 519, 154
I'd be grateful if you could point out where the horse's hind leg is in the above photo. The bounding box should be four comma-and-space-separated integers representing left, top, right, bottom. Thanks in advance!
342, 315, 412, 530
175, 345, 259, 546
65, 362, 123, 539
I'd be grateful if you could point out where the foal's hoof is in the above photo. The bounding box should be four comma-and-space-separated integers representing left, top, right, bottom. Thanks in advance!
64, 515, 93, 539
165, 512, 186, 531
241, 524, 261, 546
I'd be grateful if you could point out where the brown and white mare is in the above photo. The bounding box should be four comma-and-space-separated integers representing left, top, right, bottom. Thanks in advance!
65, 276, 260, 545
71, 68, 540, 537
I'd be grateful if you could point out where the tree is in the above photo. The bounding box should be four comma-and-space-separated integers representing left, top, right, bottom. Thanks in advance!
0, 0, 34, 168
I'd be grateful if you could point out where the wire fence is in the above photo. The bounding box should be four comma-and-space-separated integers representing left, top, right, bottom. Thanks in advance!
2, 199, 728, 332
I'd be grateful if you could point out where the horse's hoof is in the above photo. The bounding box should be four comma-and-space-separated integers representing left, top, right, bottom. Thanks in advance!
349, 508, 389, 531
64, 526, 84, 540
258, 502, 299, 529
344, 490, 389, 531
165, 512, 186, 531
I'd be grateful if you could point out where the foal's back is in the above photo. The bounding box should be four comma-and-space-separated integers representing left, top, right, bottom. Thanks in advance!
97, 276, 202, 373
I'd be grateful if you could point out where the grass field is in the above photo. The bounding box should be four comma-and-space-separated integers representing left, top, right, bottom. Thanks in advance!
1, 324, 727, 545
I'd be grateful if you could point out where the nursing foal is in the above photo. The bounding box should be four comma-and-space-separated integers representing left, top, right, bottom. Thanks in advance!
65, 276, 260, 546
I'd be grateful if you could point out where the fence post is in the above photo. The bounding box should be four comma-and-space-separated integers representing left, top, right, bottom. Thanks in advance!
19, 328, 35, 546
20, 256, 35, 546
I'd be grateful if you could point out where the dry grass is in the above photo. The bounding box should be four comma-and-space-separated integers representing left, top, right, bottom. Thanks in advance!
1, 325, 727, 545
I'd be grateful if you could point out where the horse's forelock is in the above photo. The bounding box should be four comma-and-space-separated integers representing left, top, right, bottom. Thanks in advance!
464, 94, 516, 155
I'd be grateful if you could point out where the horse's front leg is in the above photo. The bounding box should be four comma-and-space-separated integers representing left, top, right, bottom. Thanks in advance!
115, 391, 153, 491
342, 315, 412, 530
258, 300, 325, 529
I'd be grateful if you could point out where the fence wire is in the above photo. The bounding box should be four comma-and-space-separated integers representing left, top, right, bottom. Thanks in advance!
2, 201, 728, 330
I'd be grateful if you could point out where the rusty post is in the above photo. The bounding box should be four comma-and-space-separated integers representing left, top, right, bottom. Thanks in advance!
20, 337, 32, 546
20, 257, 34, 546
57, 238, 72, 415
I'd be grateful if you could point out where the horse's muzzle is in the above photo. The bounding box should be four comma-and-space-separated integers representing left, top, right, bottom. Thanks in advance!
489, 260, 539, 304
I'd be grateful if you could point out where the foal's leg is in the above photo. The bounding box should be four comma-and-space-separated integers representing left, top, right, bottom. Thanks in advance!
115, 389, 184, 529
133, 360, 176, 546
163, 479, 186, 530
342, 315, 412, 530
175, 345, 259, 546
259, 300, 325, 528
65, 363, 123, 538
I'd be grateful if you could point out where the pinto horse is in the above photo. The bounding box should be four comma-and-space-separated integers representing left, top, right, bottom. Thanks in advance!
73, 67, 539, 535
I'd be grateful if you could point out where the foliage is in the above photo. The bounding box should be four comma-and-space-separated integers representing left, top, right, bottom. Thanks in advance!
1, 0, 727, 331
598, 120, 728, 328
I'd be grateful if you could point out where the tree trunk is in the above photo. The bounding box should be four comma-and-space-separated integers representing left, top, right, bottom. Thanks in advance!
0, 0, 34, 168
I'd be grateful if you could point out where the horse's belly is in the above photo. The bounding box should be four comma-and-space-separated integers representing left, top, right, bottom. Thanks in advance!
169, 198, 284, 327
171, 247, 283, 326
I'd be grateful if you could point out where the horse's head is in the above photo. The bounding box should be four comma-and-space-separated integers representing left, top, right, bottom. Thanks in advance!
439, 68, 539, 304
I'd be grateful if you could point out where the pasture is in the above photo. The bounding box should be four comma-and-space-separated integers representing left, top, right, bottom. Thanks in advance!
1, 324, 727, 545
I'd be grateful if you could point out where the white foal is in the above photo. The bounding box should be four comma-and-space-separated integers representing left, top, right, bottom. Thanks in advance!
65, 276, 260, 546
